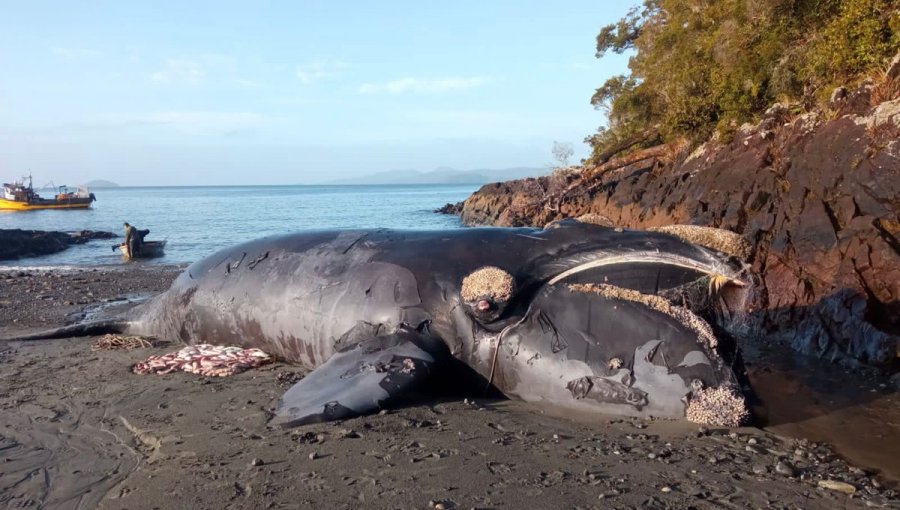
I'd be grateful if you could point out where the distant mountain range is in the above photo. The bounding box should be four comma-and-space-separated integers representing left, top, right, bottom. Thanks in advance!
83, 180, 120, 188
324, 167, 549, 185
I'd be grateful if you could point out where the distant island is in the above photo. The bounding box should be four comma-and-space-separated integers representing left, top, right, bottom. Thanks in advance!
83, 180, 120, 188
324, 167, 548, 185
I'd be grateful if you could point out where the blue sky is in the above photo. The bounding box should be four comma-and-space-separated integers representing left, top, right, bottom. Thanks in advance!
0, 1, 633, 185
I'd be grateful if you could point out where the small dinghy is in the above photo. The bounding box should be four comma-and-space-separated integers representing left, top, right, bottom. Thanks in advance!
116, 240, 166, 259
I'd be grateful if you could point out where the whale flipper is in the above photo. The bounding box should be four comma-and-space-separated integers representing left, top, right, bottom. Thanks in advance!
270, 329, 437, 427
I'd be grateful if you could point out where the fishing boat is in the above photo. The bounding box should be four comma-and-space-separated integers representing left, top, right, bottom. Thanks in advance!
0, 174, 96, 211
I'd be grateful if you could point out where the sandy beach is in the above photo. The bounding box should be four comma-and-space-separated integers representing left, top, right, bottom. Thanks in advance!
1, 267, 897, 509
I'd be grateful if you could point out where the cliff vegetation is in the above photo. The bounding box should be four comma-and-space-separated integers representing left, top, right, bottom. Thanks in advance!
588, 0, 900, 163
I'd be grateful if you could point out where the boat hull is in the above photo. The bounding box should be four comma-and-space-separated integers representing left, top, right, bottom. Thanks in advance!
119, 241, 166, 259
0, 198, 93, 211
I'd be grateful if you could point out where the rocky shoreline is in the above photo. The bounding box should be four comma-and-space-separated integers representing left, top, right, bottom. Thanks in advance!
444, 97, 900, 370
0, 228, 118, 261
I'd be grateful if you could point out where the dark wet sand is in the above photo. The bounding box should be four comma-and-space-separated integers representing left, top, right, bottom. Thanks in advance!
1, 267, 897, 509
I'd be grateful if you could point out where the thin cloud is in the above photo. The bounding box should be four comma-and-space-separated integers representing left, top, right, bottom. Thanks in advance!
51, 47, 101, 59
96, 111, 267, 135
296, 61, 348, 85
1, 112, 269, 137
137, 111, 265, 134
358, 76, 489, 94
388, 108, 587, 139
197, 52, 236, 67
401, 108, 511, 124
151, 59, 205, 84
235, 78, 264, 88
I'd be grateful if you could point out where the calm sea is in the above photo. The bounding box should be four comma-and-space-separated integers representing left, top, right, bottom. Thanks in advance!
0, 184, 478, 267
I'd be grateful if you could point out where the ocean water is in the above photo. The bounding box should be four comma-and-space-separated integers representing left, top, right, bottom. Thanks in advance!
0, 184, 477, 267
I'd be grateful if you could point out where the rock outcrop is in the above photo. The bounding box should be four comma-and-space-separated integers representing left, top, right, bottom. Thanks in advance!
457, 99, 900, 368
434, 202, 464, 215
0, 229, 117, 261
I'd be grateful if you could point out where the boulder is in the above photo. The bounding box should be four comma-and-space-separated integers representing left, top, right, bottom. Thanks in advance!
434, 202, 464, 215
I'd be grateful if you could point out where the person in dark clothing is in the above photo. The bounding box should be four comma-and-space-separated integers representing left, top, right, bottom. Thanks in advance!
123, 222, 141, 258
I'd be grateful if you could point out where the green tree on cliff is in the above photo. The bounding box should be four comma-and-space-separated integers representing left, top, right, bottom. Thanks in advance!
587, 0, 900, 163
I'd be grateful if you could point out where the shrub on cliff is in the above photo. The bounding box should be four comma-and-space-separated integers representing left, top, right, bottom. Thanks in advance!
587, 0, 900, 163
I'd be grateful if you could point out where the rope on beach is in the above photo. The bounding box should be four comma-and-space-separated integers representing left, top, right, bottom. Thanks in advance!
92, 334, 167, 351
132, 344, 273, 377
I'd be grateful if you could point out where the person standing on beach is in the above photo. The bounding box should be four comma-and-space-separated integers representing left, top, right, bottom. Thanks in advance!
123, 222, 141, 258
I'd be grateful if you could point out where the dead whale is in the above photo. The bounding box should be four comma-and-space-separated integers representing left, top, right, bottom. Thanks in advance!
6, 220, 753, 427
